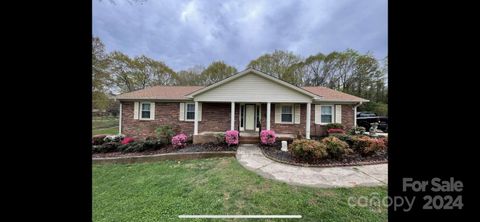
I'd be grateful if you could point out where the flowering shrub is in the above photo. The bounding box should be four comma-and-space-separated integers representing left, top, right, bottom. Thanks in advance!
290, 139, 328, 161
171, 133, 188, 148
321, 136, 352, 159
351, 136, 387, 156
104, 134, 125, 143
121, 137, 134, 145
260, 130, 276, 145
327, 128, 345, 134
225, 130, 239, 146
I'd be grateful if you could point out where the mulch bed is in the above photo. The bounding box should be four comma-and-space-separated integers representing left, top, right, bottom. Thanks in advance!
92, 143, 237, 158
259, 143, 388, 167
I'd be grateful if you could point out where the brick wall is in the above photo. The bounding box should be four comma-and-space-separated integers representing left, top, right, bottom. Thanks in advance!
121, 101, 355, 139
121, 102, 194, 139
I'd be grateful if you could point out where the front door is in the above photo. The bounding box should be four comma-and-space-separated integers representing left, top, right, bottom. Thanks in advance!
245, 105, 255, 130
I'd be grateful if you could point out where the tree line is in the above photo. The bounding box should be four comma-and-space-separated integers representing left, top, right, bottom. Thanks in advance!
93, 37, 387, 115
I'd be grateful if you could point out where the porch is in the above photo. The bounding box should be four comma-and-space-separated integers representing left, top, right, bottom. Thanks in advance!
192, 101, 311, 144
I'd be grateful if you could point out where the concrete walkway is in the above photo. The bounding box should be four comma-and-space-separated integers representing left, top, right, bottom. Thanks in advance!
236, 144, 387, 188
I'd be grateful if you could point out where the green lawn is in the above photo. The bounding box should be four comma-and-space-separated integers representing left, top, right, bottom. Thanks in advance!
92, 116, 118, 136
93, 157, 387, 221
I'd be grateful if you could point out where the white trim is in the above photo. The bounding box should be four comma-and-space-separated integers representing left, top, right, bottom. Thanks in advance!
119, 103, 122, 134
318, 105, 334, 125
231, 102, 235, 130
186, 68, 319, 99
194, 101, 199, 135
266, 102, 271, 130
306, 103, 311, 139
139, 102, 153, 120
353, 102, 363, 126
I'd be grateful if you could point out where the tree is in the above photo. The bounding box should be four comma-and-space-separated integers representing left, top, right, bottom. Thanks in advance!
172, 65, 205, 86
201, 61, 237, 85
92, 37, 113, 110
247, 50, 302, 85
108, 51, 137, 93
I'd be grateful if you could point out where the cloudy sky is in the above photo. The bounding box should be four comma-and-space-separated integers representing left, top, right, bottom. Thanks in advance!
93, 0, 387, 71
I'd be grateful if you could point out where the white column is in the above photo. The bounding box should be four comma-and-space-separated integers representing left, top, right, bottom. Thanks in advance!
231, 102, 235, 130
118, 103, 122, 135
266, 102, 271, 130
306, 102, 311, 139
194, 101, 199, 135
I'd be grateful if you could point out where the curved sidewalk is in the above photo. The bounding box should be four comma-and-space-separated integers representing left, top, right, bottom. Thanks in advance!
236, 144, 387, 188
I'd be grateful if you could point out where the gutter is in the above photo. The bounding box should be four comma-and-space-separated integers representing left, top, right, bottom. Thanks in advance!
353, 102, 363, 127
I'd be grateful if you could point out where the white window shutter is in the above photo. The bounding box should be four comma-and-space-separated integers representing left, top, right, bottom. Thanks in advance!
314, 105, 321, 124
294, 104, 301, 124
133, 102, 139, 120
335, 105, 342, 123
150, 102, 155, 120
179, 103, 185, 121
198, 103, 202, 121
275, 104, 281, 123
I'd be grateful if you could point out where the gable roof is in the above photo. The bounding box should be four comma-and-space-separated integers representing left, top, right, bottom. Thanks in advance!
303, 87, 369, 102
115, 86, 203, 100
185, 68, 319, 99
115, 68, 368, 102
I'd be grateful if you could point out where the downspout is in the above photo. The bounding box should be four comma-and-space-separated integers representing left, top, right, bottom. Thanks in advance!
353, 102, 363, 127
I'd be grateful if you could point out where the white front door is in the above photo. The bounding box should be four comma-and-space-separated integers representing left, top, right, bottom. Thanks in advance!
245, 105, 255, 130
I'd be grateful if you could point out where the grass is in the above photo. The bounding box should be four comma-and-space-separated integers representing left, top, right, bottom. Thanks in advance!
93, 157, 387, 221
92, 115, 118, 135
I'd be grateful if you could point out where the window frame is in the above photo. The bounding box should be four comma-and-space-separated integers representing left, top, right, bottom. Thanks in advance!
319, 105, 334, 125
139, 102, 152, 120
280, 104, 294, 123
185, 103, 196, 121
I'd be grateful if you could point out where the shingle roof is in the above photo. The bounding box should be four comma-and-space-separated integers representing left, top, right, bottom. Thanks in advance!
302, 86, 369, 102
116, 85, 367, 102
115, 86, 203, 100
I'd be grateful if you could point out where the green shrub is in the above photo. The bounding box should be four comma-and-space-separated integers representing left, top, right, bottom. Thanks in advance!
349, 126, 366, 135
92, 142, 120, 153
92, 135, 107, 145
214, 132, 226, 144
155, 125, 175, 143
325, 123, 344, 130
330, 134, 354, 145
289, 139, 328, 161
351, 136, 387, 156
321, 136, 352, 159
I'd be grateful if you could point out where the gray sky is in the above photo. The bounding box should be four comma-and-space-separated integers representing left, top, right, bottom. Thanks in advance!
93, 0, 387, 71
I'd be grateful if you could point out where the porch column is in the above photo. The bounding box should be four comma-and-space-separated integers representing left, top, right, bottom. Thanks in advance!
354, 106, 357, 126
266, 102, 271, 130
306, 102, 311, 139
194, 101, 199, 135
231, 102, 235, 130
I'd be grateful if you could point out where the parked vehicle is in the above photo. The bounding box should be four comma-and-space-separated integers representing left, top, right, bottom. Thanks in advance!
357, 113, 388, 132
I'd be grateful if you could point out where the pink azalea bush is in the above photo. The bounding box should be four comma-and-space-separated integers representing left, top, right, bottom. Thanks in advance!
121, 137, 134, 145
225, 130, 239, 146
260, 130, 276, 145
171, 133, 188, 148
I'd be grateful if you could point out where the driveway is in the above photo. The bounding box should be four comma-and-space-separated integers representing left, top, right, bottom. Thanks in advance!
236, 144, 387, 188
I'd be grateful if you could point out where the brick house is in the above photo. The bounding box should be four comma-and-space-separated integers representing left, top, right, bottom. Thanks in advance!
116, 68, 368, 143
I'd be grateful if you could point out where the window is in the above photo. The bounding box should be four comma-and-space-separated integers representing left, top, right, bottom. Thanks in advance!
320, 105, 333, 124
186, 103, 195, 120
141, 103, 151, 119
281, 105, 293, 123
